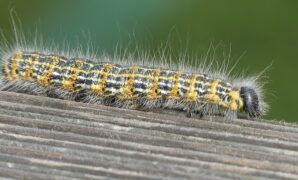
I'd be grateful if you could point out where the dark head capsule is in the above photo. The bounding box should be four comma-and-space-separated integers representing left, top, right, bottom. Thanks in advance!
240, 86, 260, 118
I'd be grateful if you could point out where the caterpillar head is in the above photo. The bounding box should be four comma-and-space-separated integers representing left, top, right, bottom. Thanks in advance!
240, 86, 261, 118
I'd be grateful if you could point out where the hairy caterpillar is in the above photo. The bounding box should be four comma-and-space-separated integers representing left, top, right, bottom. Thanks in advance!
0, 15, 268, 119
0, 48, 268, 119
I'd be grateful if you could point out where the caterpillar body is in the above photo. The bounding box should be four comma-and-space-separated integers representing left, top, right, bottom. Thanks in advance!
0, 50, 267, 119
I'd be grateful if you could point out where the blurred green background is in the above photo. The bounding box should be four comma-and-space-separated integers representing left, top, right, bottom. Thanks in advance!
0, 0, 297, 122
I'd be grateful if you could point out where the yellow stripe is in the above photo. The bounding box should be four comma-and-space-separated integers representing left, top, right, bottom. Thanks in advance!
186, 74, 200, 101
24, 53, 39, 80
148, 69, 161, 99
92, 63, 113, 95
37, 55, 60, 87
24, 59, 34, 80
169, 71, 181, 99
120, 66, 139, 99
3, 60, 11, 80
10, 51, 23, 80
228, 90, 243, 111
62, 60, 84, 91
204, 79, 221, 104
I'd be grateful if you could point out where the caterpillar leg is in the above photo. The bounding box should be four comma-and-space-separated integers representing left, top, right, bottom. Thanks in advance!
186, 111, 204, 118
185, 102, 204, 118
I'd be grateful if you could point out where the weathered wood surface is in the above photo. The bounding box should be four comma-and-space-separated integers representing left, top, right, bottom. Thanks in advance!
0, 90, 297, 180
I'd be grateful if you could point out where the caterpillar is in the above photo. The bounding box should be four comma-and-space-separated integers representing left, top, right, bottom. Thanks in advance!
0, 49, 268, 119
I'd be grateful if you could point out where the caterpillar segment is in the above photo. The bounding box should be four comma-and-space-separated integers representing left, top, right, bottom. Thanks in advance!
1, 51, 261, 118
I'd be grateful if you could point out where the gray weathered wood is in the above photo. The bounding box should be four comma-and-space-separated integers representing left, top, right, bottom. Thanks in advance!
0, 91, 297, 179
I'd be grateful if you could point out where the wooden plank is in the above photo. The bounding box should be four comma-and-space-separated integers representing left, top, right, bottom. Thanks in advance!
0, 90, 297, 179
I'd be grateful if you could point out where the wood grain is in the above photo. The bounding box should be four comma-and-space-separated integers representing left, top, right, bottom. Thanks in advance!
0, 91, 297, 180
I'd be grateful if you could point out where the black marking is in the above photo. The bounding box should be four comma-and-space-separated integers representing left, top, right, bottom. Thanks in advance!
240, 86, 260, 118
